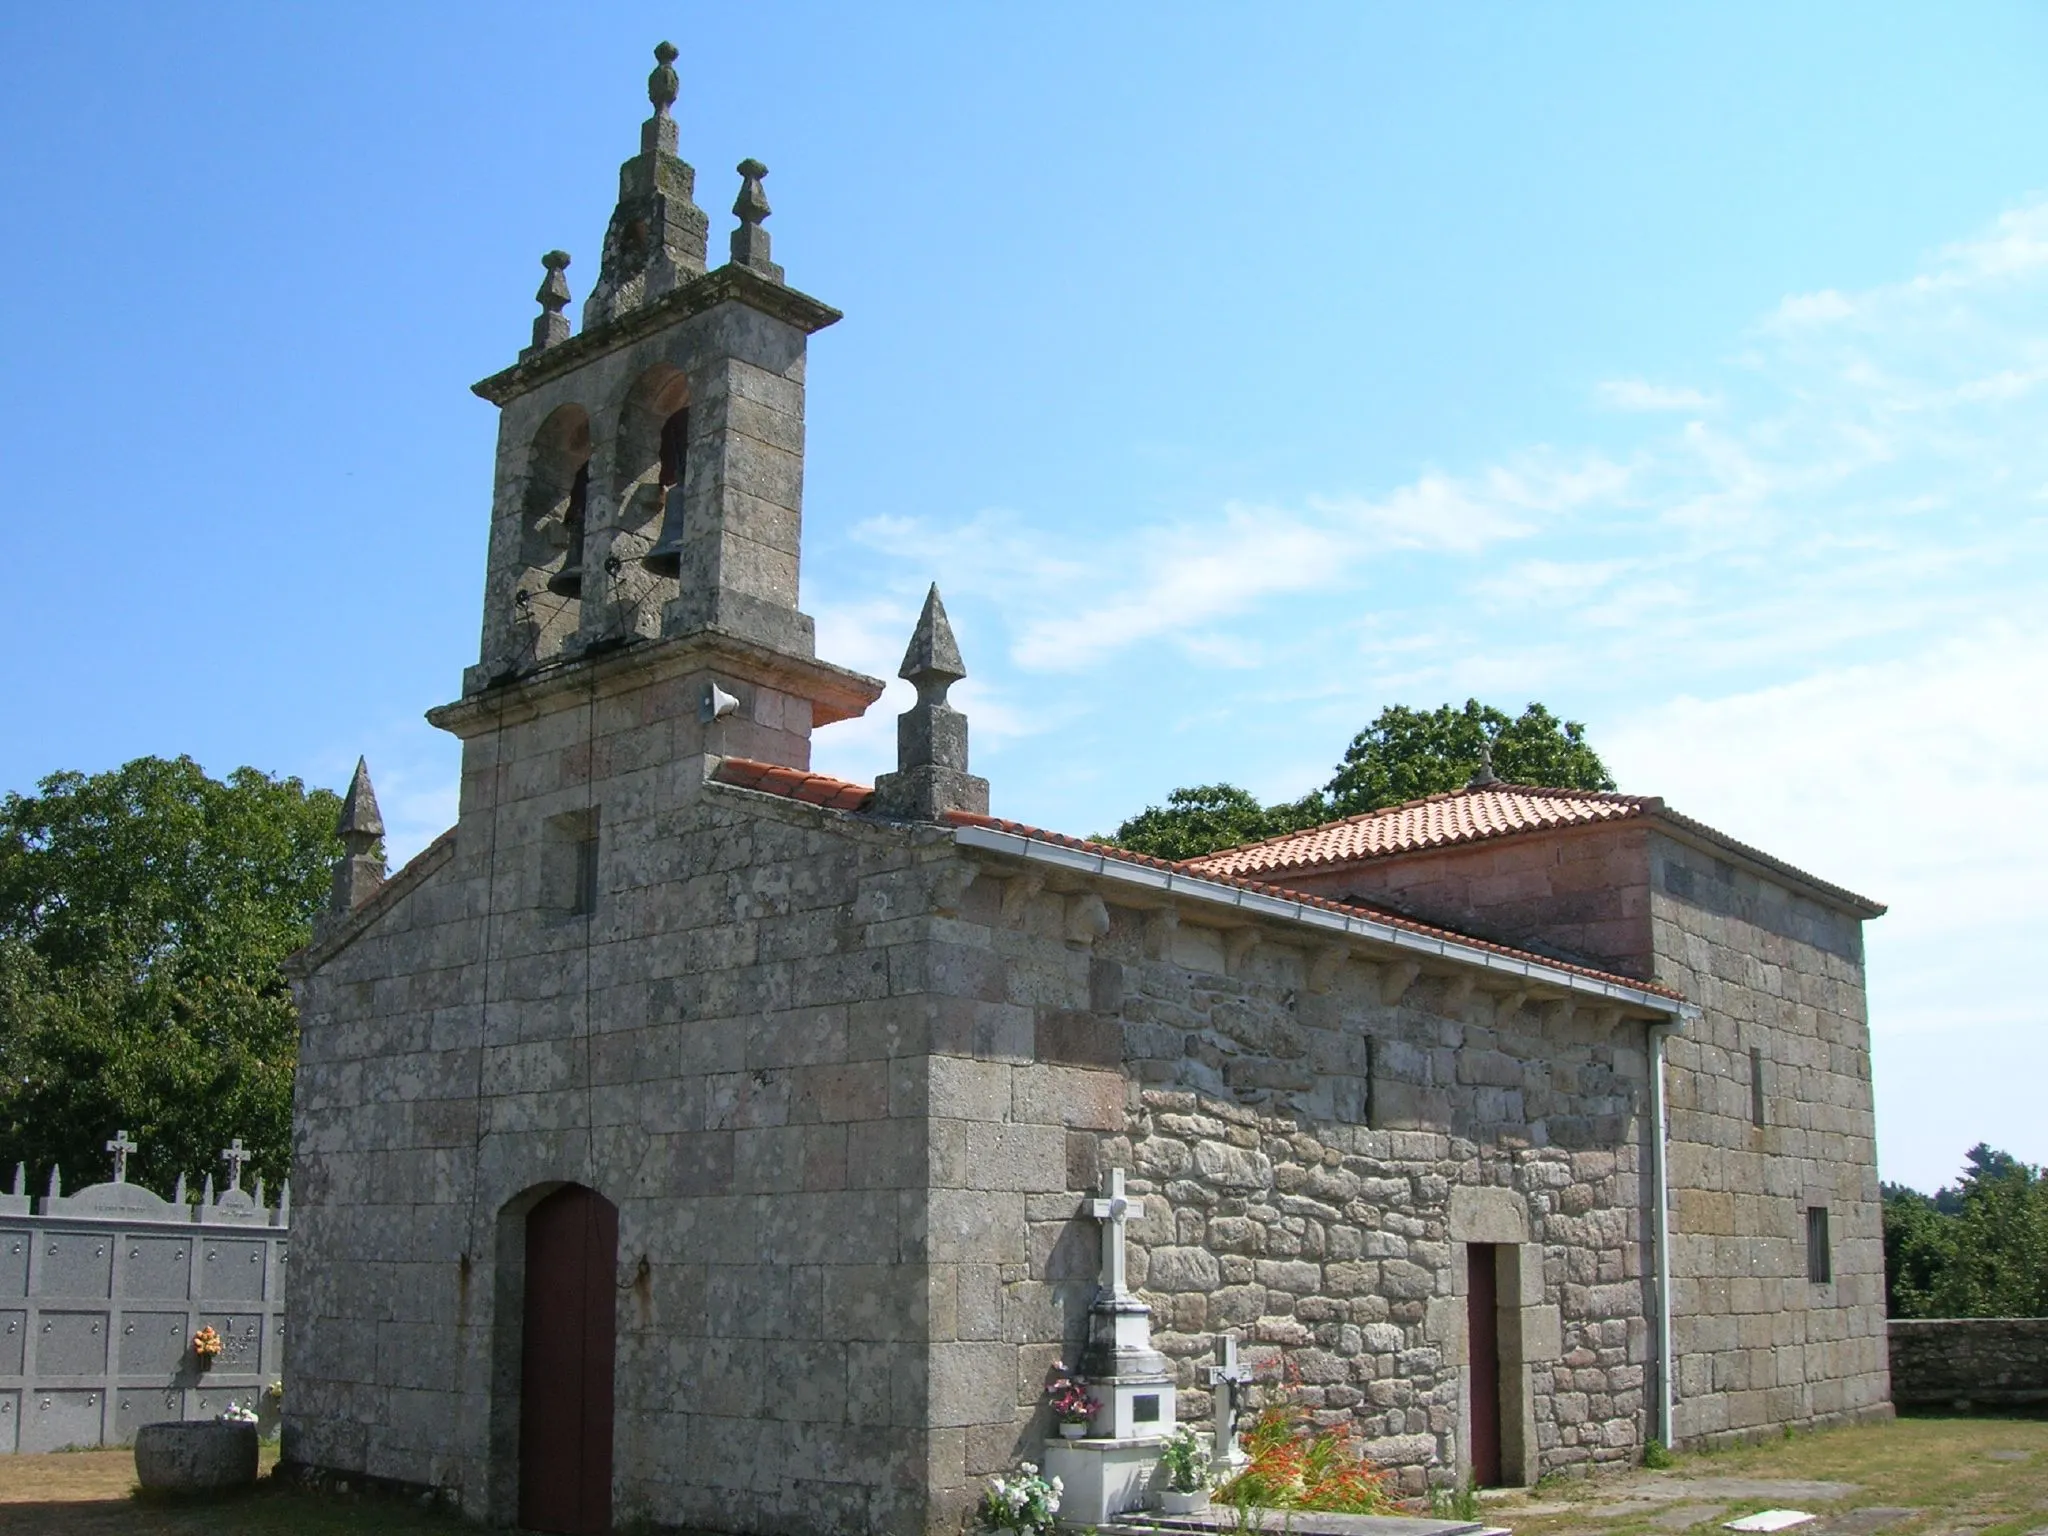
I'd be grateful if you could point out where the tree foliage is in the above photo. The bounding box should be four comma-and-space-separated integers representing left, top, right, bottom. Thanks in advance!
0, 756, 341, 1193
1883, 1144, 2048, 1319
1103, 700, 1615, 860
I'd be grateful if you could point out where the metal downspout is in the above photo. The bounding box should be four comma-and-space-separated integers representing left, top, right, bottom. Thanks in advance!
1650, 1019, 1675, 1449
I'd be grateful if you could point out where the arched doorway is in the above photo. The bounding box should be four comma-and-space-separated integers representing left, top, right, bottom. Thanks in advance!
519, 1184, 618, 1534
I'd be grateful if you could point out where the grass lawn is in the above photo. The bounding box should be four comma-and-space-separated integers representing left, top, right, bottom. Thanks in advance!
0, 1414, 2040, 1533
0, 1443, 465, 1534
1489, 1413, 2048, 1535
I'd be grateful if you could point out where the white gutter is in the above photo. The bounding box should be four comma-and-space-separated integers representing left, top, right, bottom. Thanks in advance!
1649, 1019, 1677, 1450
954, 822, 1700, 1020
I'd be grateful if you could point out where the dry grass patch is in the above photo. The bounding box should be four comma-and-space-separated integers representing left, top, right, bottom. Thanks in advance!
1491, 1415, 2048, 1536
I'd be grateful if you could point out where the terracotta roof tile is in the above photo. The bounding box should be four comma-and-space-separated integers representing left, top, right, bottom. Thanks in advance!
943, 809, 1682, 1001
1186, 785, 1657, 878
711, 757, 876, 812
713, 764, 1684, 998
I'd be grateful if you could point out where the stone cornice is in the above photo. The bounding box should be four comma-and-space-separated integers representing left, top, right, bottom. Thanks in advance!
427, 628, 884, 738
472, 264, 842, 406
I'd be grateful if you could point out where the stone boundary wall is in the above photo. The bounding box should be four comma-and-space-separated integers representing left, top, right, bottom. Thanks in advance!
1888, 1319, 2048, 1409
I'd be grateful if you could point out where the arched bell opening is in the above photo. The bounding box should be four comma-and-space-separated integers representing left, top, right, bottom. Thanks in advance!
520, 403, 592, 603
613, 364, 692, 580
488, 1181, 619, 1536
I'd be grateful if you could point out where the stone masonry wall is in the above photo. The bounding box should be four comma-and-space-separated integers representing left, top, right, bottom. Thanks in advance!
1283, 823, 1653, 981
1888, 1319, 2048, 1409
925, 870, 1664, 1511
288, 676, 960, 1534
1648, 830, 1891, 1445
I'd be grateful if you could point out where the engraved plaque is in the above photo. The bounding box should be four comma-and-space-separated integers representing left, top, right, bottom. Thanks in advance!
1133, 1393, 1161, 1423
121, 1237, 191, 1299
0, 1232, 26, 1297
21, 1388, 101, 1452
36, 1311, 110, 1376
117, 1312, 188, 1375
199, 1240, 266, 1303
197, 1314, 263, 1372
35, 1235, 112, 1297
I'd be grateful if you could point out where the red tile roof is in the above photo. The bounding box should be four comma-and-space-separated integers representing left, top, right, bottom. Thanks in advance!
940, 811, 1682, 1000
1186, 785, 1657, 878
711, 757, 876, 812
710, 760, 1684, 998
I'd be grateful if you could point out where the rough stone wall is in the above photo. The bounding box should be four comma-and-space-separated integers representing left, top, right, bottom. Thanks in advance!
1284, 823, 1653, 980
286, 680, 952, 1533
927, 876, 1661, 1509
1648, 830, 1891, 1445
1888, 1319, 2048, 1408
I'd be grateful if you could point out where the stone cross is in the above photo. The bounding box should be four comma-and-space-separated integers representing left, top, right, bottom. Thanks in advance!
1089, 1168, 1143, 1300
1204, 1333, 1254, 1467
104, 1130, 138, 1184
220, 1138, 250, 1193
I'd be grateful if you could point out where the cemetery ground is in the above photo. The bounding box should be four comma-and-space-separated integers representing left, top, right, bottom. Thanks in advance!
0, 1416, 2038, 1535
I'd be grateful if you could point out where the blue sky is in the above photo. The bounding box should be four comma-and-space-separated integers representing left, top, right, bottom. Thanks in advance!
3, 5, 2043, 1192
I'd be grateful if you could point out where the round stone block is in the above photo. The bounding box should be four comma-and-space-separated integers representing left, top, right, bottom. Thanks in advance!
133, 1421, 260, 1493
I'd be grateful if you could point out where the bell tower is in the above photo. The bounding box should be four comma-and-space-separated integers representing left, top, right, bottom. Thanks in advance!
433, 42, 881, 765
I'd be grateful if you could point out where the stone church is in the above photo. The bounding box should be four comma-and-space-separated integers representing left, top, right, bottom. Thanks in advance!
282, 44, 1892, 1536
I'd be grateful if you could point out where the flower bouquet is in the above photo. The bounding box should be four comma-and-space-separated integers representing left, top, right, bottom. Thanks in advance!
1046, 1371, 1098, 1438
977, 1461, 1062, 1536
191, 1326, 223, 1370
1158, 1423, 1213, 1513
217, 1400, 259, 1424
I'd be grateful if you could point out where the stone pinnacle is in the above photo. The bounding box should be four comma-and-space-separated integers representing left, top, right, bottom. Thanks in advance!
338, 757, 385, 846
898, 584, 966, 699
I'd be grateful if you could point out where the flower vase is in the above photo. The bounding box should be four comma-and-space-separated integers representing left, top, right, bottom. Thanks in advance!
1161, 1489, 1211, 1516
1058, 1420, 1088, 1439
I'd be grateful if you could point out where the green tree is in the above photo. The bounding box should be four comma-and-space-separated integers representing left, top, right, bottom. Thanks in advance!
0, 756, 341, 1194
1325, 700, 1614, 817
1882, 1145, 2048, 1319
1101, 784, 1327, 862
1102, 700, 1614, 860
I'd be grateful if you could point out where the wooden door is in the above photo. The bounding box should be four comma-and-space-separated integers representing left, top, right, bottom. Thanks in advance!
519, 1184, 618, 1535
1467, 1243, 1503, 1488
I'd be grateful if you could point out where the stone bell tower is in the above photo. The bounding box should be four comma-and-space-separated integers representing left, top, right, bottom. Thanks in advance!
439, 41, 880, 764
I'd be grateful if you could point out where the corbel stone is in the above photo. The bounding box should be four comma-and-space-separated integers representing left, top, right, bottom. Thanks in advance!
1064, 893, 1111, 947
1494, 987, 1530, 1027
929, 861, 977, 917
1223, 927, 1261, 977
1000, 871, 1045, 924
1441, 973, 1475, 1016
1306, 942, 1349, 995
1592, 1005, 1623, 1031
1379, 959, 1422, 1007
1142, 907, 1179, 961
1533, 997, 1571, 1029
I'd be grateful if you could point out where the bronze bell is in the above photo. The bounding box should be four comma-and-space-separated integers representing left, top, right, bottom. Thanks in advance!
642, 483, 686, 579
546, 461, 591, 597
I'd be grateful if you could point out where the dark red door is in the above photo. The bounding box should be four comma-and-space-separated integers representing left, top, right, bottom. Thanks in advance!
519, 1185, 618, 1535
1467, 1243, 1503, 1487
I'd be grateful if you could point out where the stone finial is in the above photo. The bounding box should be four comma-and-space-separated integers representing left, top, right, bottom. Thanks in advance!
9, 1164, 22, 1198
326, 758, 388, 923
521, 250, 573, 361
584, 43, 709, 327
729, 158, 783, 282
872, 585, 990, 821
648, 40, 680, 114
1467, 738, 1501, 789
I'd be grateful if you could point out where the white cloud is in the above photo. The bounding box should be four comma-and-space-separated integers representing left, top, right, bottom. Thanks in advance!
1596, 379, 1716, 412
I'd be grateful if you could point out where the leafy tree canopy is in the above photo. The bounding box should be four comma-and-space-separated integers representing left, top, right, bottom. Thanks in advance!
1882, 1143, 2048, 1319
0, 756, 341, 1194
1103, 700, 1615, 860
